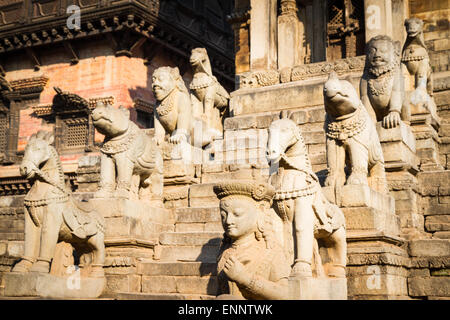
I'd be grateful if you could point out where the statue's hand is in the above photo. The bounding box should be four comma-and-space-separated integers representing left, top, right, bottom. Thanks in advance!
382, 111, 401, 129
224, 255, 249, 284
169, 133, 186, 144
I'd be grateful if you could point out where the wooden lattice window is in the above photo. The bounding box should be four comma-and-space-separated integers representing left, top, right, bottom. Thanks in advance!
0, 114, 7, 153
62, 117, 88, 149
326, 0, 365, 61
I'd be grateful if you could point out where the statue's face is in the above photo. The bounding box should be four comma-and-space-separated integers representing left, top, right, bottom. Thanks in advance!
91, 103, 129, 137
368, 40, 394, 68
190, 48, 205, 66
152, 70, 175, 101
267, 119, 297, 163
405, 19, 422, 37
220, 196, 258, 240
20, 138, 51, 179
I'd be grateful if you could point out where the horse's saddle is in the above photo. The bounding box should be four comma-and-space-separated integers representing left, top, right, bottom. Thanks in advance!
63, 199, 103, 239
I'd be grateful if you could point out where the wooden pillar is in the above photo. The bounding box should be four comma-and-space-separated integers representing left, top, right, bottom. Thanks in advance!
228, 0, 251, 75
311, 0, 326, 63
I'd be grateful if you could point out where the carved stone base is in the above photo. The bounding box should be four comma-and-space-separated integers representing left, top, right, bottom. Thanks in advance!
90, 199, 175, 242
289, 276, 347, 300
376, 121, 418, 172
4, 272, 105, 298
410, 104, 443, 171
322, 185, 400, 237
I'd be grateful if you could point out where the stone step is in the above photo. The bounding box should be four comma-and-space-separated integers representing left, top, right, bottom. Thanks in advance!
175, 207, 221, 223
189, 184, 219, 207
174, 206, 223, 232
159, 232, 223, 246
141, 275, 219, 295
108, 292, 216, 300
137, 261, 217, 276
159, 245, 221, 262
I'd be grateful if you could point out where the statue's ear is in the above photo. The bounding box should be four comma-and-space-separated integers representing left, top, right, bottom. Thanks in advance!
119, 105, 130, 118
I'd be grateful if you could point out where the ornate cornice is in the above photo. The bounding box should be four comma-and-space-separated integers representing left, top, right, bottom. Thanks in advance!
7, 76, 48, 96
239, 56, 366, 89
0, 1, 234, 85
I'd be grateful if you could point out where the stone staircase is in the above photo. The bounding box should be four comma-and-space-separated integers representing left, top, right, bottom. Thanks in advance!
107, 205, 224, 299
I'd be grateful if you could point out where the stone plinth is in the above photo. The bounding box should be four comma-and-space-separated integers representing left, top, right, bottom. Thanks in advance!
90, 199, 174, 243
4, 272, 105, 298
322, 185, 409, 299
410, 103, 443, 171
161, 141, 201, 185
90, 199, 175, 295
289, 277, 347, 300
376, 122, 418, 172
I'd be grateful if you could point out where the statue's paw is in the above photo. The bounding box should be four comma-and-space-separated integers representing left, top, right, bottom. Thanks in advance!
290, 261, 312, 278
327, 265, 346, 278
114, 188, 130, 199
11, 259, 33, 273
30, 260, 50, 273
346, 173, 368, 186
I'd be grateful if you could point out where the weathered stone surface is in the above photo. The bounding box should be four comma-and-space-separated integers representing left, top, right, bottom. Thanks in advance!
137, 262, 217, 277
4, 273, 105, 298
159, 232, 223, 246
104, 274, 141, 294
342, 207, 400, 235
142, 275, 219, 295
289, 277, 347, 300
425, 215, 450, 231
408, 277, 450, 297
409, 239, 450, 257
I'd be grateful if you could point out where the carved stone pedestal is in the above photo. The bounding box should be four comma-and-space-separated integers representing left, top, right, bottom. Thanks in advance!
289, 277, 347, 300
410, 104, 443, 171
376, 122, 424, 237
162, 141, 201, 185
322, 185, 409, 299
90, 199, 175, 295
4, 272, 105, 298
376, 122, 418, 172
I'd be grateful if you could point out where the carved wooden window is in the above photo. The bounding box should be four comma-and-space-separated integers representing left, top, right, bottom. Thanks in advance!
134, 98, 154, 129
62, 117, 88, 149
0, 113, 7, 153
326, 0, 365, 61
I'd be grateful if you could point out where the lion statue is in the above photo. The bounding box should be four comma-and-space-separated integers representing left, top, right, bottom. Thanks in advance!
401, 18, 436, 117
402, 18, 433, 96
360, 35, 410, 129
189, 47, 229, 139
152, 66, 216, 148
91, 102, 163, 202
324, 72, 388, 194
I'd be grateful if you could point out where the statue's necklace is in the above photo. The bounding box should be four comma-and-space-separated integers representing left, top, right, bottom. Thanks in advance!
368, 71, 394, 96
156, 90, 176, 117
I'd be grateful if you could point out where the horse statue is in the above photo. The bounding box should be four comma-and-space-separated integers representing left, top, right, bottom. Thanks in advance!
267, 114, 347, 279
11, 131, 105, 278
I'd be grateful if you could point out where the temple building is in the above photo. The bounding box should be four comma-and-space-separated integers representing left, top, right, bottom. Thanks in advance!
0, 0, 449, 300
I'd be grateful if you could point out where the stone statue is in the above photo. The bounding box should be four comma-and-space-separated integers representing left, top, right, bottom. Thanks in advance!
11, 131, 105, 277
267, 116, 347, 279
152, 65, 220, 148
323, 72, 388, 194
402, 18, 433, 97
360, 35, 410, 128
213, 180, 290, 300
91, 101, 163, 202
402, 18, 436, 115
189, 47, 230, 139
152, 66, 194, 146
